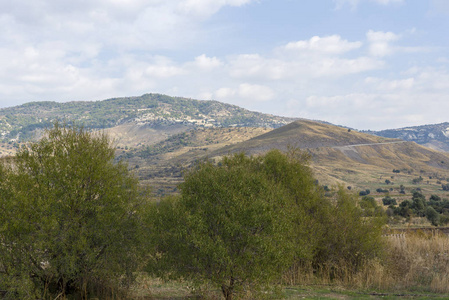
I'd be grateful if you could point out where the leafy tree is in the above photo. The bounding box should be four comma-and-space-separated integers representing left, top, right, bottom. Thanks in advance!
148, 152, 298, 299
359, 189, 371, 196
430, 194, 442, 202
411, 191, 427, 216
0, 124, 147, 298
425, 206, 440, 226
382, 196, 397, 206
395, 200, 413, 218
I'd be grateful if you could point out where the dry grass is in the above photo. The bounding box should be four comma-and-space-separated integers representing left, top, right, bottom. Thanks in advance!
386, 231, 449, 293
284, 231, 449, 294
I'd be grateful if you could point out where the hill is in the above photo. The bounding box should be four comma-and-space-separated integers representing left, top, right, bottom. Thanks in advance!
370, 122, 449, 152
207, 121, 449, 201
115, 119, 449, 198
208, 119, 399, 156
0, 93, 295, 142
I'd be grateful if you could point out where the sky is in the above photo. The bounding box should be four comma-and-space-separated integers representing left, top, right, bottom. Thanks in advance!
0, 0, 448, 130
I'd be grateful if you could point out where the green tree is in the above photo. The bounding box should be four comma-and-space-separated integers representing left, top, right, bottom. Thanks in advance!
382, 195, 397, 206
0, 123, 147, 299
147, 151, 303, 300
359, 196, 383, 217
425, 206, 440, 226
411, 191, 427, 216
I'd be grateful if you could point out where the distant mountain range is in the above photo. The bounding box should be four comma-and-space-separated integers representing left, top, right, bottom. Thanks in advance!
370, 123, 449, 152
0, 93, 296, 142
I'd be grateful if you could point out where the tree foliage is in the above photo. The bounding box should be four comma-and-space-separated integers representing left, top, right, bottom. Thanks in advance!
0, 123, 147, 299
148, 151, 300, 299
147, 149, 386, 299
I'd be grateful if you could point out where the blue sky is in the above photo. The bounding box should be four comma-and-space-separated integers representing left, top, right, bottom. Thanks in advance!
0, 0, 448, 130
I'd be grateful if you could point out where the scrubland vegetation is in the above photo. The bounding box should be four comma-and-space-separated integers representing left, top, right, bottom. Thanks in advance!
2, 124, 449, 299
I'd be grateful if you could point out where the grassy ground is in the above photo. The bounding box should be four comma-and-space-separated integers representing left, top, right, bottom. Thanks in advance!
283, 286, 449, 299
133, 281, 449, 299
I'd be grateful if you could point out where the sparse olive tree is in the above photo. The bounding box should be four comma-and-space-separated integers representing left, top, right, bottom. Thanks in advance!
0, 123, 148, 299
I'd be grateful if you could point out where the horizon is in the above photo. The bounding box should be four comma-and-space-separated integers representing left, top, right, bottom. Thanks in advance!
0, 0, 448, 130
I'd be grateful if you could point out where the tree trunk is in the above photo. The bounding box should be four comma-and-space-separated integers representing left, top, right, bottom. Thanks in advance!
221, 277, 235, 300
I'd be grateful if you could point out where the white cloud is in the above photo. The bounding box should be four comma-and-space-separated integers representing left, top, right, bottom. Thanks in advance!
237, 83, 274, 102
334, 0, 404, 9
365, 77, 415, 90
366, 30, 400, 57
373, 0, 404, 5
228, 54, 289, 80
190, 54, 223, 70
292, 66, 449, 130
229, 37, 383, 80
283, 35, 362, 54
214, 84, 274, 103
215, 87, 236, 99
177, 0, 254, 18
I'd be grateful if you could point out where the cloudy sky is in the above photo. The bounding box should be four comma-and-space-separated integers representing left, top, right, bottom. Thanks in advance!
0, 0, 448, 130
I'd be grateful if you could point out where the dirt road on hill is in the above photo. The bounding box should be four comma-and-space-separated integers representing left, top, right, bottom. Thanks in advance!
332, 140, 408, 150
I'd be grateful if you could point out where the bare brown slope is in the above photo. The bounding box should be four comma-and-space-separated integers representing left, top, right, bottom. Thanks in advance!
203, 120, 449, 193
209, 119, 399, 156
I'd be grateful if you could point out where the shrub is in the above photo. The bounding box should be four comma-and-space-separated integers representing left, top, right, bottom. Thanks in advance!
425, 206, 440, 226
313, 189, 385, 275
382, 196, 397, 206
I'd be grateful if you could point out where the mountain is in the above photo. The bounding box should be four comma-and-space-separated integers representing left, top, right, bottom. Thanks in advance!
370, 122, 449, 152
208, 119, 400, 156
0, 93, 296, 156
0, 93, 296, 142
202, 120, 449, 191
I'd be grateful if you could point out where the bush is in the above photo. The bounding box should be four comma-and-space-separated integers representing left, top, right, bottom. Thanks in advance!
412, 176, 423, 184
0, 124, 147, 298
313, 189, 385, 275
426, 206, 440, 226
382, 196, 397, 206
359, 189, 371, 196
